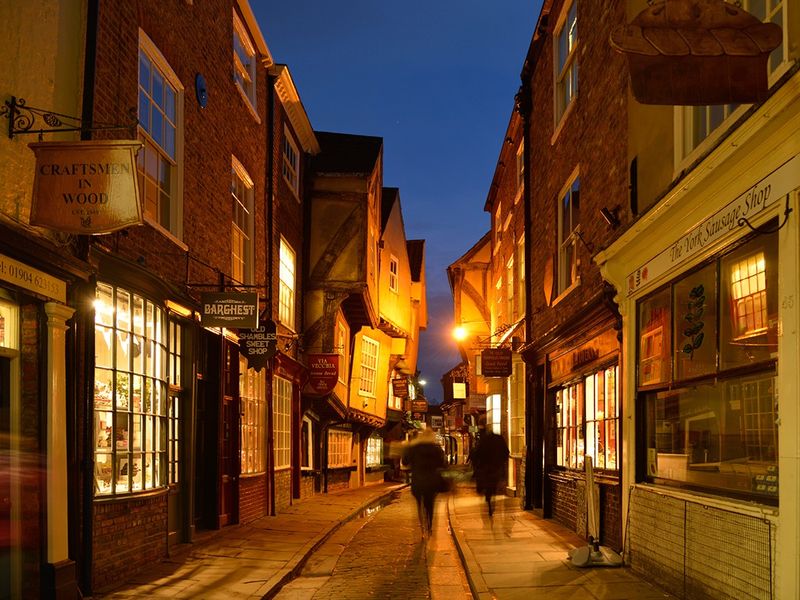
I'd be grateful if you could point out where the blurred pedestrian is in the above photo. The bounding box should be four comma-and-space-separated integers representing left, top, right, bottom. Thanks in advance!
470, 422, 509, 517
402, 428, 446, 538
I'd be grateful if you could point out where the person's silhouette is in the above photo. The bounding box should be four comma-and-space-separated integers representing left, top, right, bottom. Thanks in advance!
470, 424, 509, 516
402, 428, 446, 537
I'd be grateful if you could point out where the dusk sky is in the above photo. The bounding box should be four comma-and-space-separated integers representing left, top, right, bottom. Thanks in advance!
258, 1, 541, 402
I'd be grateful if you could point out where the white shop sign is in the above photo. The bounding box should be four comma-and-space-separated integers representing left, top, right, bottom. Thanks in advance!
627, 154, 800, 296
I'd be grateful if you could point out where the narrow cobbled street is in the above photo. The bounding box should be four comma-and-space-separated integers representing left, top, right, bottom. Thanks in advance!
273, 489, 471, 600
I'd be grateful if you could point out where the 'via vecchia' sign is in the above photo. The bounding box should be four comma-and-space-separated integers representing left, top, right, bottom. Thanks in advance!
201, 292, 258, 329
29, 140, 143, 234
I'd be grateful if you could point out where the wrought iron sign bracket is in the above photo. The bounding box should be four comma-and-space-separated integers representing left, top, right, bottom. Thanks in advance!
738, 195, 792, 236
1, 96, 138, 140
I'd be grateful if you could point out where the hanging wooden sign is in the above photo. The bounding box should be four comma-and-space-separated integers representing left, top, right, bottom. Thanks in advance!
307, 354, 339, 396
610, 0, 782, 105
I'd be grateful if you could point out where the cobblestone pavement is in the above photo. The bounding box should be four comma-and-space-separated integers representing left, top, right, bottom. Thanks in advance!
273, 489, 472, 600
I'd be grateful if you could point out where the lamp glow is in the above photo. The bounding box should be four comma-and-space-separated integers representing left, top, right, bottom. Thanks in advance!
453, 325, 467, 341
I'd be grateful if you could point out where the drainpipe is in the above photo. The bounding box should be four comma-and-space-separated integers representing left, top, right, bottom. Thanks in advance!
516, 72, 536, 512
266, 71, 276, 516
79, 0, 99, 593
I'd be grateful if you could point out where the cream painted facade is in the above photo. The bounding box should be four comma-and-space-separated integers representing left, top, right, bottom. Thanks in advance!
597, 67, 800, 599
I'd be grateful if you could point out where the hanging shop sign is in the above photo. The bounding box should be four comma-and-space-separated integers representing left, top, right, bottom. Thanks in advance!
238, 319, 277, 371
627, 154, 800, 296
481, 348, 512, 377
28, 140, 143, 234
610, 0, 782, 105
452, 382, 467, 400
0, 252, 66, 303
392, 378, 409, 398
200, 292, 258, 328
411, 400, 428, 414
307, 354, 339, 396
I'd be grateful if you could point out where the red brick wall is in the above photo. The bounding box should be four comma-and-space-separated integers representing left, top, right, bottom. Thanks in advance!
93, 494, 167, 591
299, 472, 317, 500
601, 484, 622, 551
326, 469, 352, 492
239, 474, 268, 524
549, 474, 578, 532
274, 468, 293, 512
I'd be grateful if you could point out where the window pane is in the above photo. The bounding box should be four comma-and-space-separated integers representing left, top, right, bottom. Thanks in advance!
645, 372, 777, 499
638, 287, 672, 386
673, 263, 717, 381
720, 232, 778, 369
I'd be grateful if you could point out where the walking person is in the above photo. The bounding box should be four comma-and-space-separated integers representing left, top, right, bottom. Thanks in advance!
470, 421, 509, 517
402, 428, 446, 538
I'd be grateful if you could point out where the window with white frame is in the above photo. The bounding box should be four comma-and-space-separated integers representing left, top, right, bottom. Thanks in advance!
137, 33, 182, 236
554, 0, 578, 124
680, 0, 787, 158
231, 157, 254, 285
557, 174, 580, 294
509, 362, 525, 455
273, 376, 291, 469
301, 416, 314, 470
516, 142, 524, 199
517, 234, 526, 314
167, 321, 182, 484
389, 256, 399, 292
233, 10, 257, 110
366, 435, 383, 467
282, 127, 300, 196
327, 429, 352, 468
279, 238, 296, 329
239, 356, 265, 474
336, 315, 348, 384
494, 204, 502, 250
94, 283, 176, 496
359, 336, 379, 396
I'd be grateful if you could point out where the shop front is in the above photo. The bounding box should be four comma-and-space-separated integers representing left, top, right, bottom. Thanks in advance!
0, 229, 87, 599
597, 99, 800, 596
544, 319, 623, 551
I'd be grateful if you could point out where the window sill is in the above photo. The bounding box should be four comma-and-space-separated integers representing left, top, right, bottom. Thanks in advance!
240, 471, 266, 479
94, 486, 169, 503
366, 465, 391, 473
143, 216, 188, 251
552, 277, 581, 307
326, 465, 357, 472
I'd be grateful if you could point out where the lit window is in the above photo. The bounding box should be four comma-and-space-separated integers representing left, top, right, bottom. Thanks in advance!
279, 239, 296, 329
516, 142, 524, 198
730, 252, 767, 339
557, 175, 580, 294
336, 316, 348, 384
584, 366, 619, 470
167, 321, 182, 484
366, 435, 383, 467
282, 127, 300, 196
509, 362, 526, 455
506, 257, 515, 320
486, 394, 502, 435
301, 416, 314, 469
240, 355, 266, 474
137, 35, 182, 235
554, 0, 578, 123
273, 376, 291, 469
555, 382, 584, 470
389, 256, 399, 292
231, 157, 254, 285
327, 429, 352, 468
517, 234, 526, 314
233, 11, 257, 109
94, 283, 176, 496
359, 336, 379, 396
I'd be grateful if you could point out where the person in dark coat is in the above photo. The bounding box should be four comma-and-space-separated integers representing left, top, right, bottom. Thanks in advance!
402, 428, 446, 537
470, 425, 510, 516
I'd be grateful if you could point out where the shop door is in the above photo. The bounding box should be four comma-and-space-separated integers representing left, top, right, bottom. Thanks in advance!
219, 342, 239, 527
194, 331, 220, 530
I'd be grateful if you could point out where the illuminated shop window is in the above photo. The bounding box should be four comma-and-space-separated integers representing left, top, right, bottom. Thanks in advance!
240, 355, 266, 474
366, 435, 383, 467
555, 381, 583, 470
94, 282, 176, 496
584, 366, 619, 470
273, 375, 291, 469
640, 232, 778, 500
301, 416, 314, 470
328, 429, 352, 468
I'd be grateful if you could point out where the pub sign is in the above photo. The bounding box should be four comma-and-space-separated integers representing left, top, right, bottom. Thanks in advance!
200, 292, 258, 328
308, 354, 339, 396
481, 348, 512, 377
391, 378, 409, 398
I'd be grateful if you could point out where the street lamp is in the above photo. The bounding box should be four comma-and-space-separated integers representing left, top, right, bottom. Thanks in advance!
453, 325, 468, 341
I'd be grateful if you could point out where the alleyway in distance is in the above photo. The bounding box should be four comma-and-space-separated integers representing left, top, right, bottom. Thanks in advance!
272, 489, 472, 600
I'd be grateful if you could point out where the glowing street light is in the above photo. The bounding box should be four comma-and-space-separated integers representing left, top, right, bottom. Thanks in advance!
419, 379, 427, 387
453, 325, 467, 341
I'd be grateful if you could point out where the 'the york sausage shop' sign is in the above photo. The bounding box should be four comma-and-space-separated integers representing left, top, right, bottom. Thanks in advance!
29, 140, 143, 234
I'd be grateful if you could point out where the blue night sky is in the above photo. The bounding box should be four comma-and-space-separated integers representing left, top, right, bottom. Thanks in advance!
257, 1, 541, 403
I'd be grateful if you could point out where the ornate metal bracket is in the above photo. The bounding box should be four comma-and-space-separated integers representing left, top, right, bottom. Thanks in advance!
1, 96, 138, 139
738, 195, 792, 235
